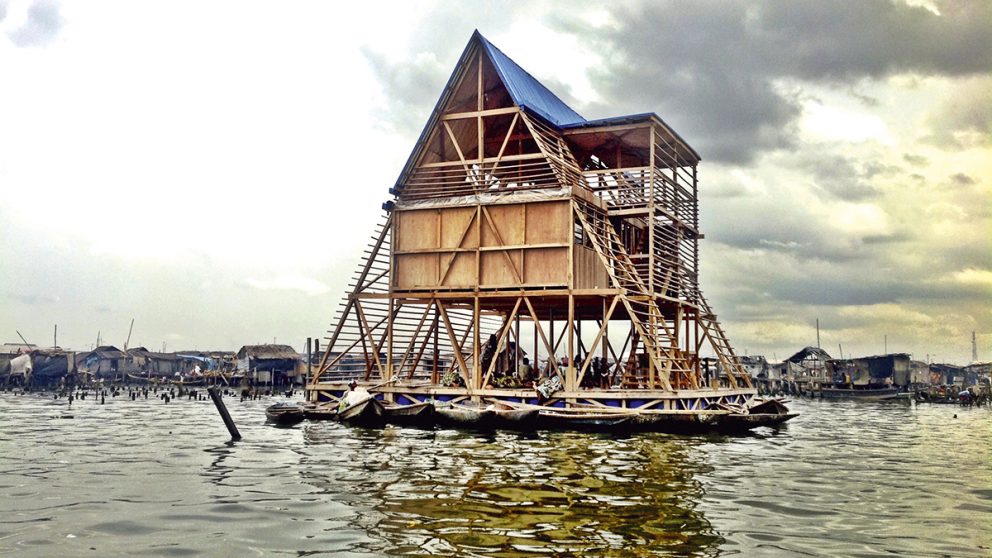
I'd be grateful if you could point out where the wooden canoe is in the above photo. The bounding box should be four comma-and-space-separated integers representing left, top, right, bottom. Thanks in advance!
435, 403, 496, 428
538, 409, 633, 431
265, 403, 305, 426
302, 403, 338, 421
382, 401, 434, 426
486, 401, 538, 428
337, 395, 386, 426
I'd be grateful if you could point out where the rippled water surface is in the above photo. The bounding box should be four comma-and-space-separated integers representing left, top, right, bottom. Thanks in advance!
1, 392, 989, 557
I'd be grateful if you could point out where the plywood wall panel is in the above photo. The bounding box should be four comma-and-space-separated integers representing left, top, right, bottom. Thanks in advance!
480, 250, 522, 286
442, 253, 476, 287
482, 204, 525, 247
395, 253, 439, 288
525, 201, 570, 244
523, 247, 567, 285
573, 246, 609, 289
396, 210, 439, 251
440, 207, 478, 248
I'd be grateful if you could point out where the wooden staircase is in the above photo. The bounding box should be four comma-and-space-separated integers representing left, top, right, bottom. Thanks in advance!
574, 199, 697, 391
697, 295, 752, 388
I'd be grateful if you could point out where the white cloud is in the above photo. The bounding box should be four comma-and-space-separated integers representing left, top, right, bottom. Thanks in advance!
952, 268, 992, 288
800, 100, 892, 144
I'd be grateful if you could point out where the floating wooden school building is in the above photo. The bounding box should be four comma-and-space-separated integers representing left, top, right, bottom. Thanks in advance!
308, 32, 755, 413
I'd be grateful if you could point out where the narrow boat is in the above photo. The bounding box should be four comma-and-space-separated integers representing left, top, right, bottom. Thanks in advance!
486, 401, 538, 428
172, 377, 206, 387
434, 402, 496, 428
382, 401, 434, 426
819, 385, 901, 400
632, 411, 721, 433
265, 403, 305, 426
302, 403, 338, 421
716, 398, 798, 432
337, 389, 386, 426
538, 409, 633, 431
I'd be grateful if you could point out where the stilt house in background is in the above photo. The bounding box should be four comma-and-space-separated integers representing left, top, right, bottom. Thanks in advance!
236, 344, 301, 385
77, 345, 127, 378
127, 347, 179, 377
310, 31, 754, 410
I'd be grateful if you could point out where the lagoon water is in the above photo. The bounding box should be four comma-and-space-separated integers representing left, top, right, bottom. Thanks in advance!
1, 391, 989, 557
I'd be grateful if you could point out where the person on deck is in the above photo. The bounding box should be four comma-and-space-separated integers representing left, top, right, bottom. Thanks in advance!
517, 357, 532, 385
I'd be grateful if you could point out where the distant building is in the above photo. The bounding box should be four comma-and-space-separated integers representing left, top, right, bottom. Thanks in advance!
30, 349, 76, 384
826, 353, 911, 387
175, 351, 236, 374
929, 363, 964, 386
909, 360, 930, 385
236, 345, 300, 385
740, 355, 770, 379
77, 346, 127, 377
127, 347, 179, 377
784, 347, 832, 383
1, 343, 36, 374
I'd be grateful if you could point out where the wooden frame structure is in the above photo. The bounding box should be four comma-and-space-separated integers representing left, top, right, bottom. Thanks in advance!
309, 32, 755, 412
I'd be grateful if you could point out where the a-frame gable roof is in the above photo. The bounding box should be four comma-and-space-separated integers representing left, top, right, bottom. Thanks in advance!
476, 33, 585, 128
393, 30, 585, 193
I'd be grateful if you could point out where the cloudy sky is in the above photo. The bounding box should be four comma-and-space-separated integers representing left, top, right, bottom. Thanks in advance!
1, 1, 989, 364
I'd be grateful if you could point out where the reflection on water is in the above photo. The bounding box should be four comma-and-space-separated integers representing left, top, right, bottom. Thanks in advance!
0, 393, 989, 557
300, 426, 721, 556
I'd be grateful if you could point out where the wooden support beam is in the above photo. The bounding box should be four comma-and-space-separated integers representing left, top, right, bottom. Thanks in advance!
481, 297, 522, 389
522, 297, 561, 379
318, 214, 392, 373
566, 293, 575, 392
435, 300, 471, 389
395, 301, 435, 376
576, 296, 620, 388
481, 205, 524, 284
354, 300, 386, 378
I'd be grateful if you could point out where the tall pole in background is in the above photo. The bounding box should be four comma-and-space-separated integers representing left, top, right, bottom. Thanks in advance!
305, 337, 312, 402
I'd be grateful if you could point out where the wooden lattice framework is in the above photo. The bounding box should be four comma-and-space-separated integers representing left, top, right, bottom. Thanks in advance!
309, 32, 754, 410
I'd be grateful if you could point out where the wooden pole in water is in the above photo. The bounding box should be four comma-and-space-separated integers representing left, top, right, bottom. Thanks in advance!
208, 386, 241, 441
305, 337, 312, 402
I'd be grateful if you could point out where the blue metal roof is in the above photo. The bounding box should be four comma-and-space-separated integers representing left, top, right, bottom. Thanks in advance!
476, 33, 586, 128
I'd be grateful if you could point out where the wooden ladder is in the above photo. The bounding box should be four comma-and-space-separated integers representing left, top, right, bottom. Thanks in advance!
697, 295, 752, 389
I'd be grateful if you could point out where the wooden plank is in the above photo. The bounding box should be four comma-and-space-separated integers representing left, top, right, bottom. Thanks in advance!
481, 205, 523, 284
480, 250, 523, 286
440, 106, 518, 121
441, 252, 476, 287
419, 152, 545, 169
482, 204, 525, 246
576, 296, 620, 388
439, 207, 477, 248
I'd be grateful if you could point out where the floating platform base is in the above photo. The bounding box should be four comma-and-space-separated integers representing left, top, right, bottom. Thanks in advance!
306, 381, 793, 433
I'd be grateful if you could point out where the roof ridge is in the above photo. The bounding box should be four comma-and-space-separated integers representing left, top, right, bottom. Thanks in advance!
475, 32, 585, 128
